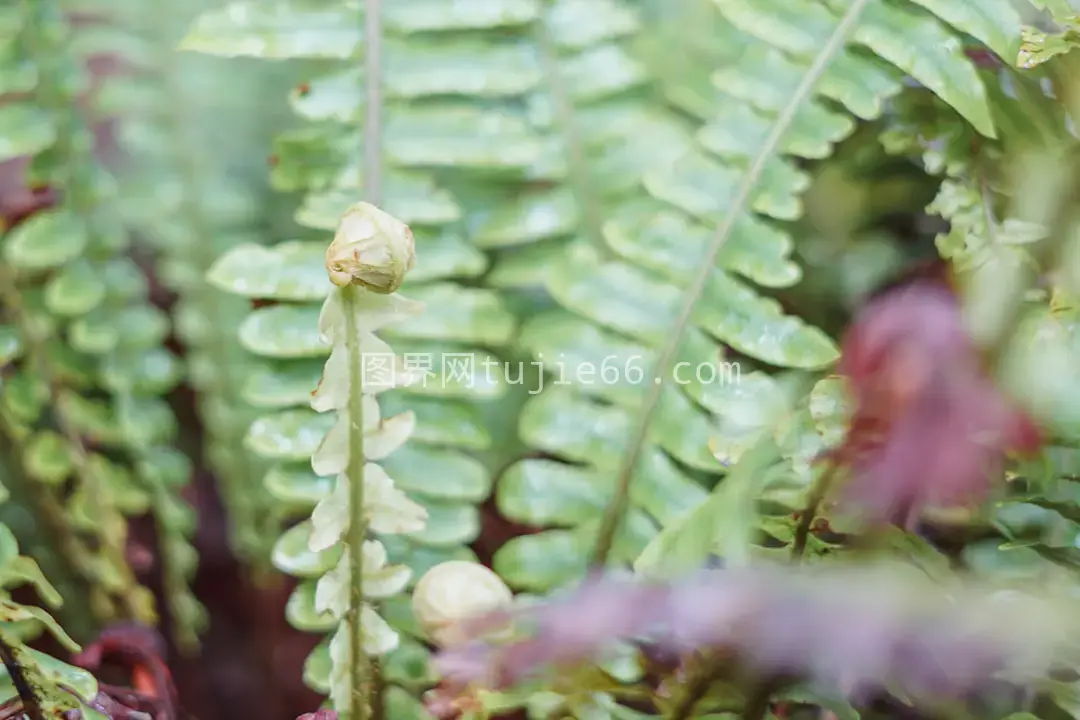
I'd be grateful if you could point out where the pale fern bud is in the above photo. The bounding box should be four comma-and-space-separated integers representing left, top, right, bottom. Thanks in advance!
325, 202, 416, 293
412, 561, 512, 647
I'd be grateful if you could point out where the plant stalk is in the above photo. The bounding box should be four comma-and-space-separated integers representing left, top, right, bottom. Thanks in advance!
364, 0, 383, 205
347, 0, 383, 715
792, 462, 837, 561
344, 285, 370, 720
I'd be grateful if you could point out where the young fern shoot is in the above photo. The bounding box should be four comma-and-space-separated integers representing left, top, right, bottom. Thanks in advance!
308, 202, 429, 717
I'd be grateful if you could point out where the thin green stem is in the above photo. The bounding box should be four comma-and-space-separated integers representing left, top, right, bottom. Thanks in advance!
370, 659, 384, 720
792, 462, 836, 561
591, 0, 872, 567
346, 0, 383, 716
742, 675, 793, 720
667, 459, 834, 719
364, 0, 382, 204
667, 653, 727, 720
534, 22, 607, 255
344, 286, 370, 720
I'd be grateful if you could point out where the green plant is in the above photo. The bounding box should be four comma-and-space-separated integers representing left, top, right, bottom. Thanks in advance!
8, 0, 1080, 719
2, 0, 186, 634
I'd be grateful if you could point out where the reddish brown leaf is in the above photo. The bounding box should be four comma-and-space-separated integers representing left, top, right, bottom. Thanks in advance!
71, 623, 178, 719
831, 279, 1041, 527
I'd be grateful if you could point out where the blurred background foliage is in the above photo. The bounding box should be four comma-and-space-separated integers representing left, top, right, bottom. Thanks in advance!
5, 0, 1080, 718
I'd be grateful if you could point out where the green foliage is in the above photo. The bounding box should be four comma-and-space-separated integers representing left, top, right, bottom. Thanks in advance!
73, 0, 226, 652
0, 3, 178, 710
1, 0, 181, 632
270, 201, 431, 715
491, 0, 1023, 592
1020, 0, 1080, 68
0, 6, 175, 704
173, 0, 1080, 706
0, 502, 103, 714
9, 0, 1080, 718
183, 0, 526, 710
184, 0, 522, 597
0, 0, 284, 704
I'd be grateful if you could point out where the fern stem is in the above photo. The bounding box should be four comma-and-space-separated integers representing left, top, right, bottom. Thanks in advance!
668, 458, 832, 717
666, 652, 726, 720
364, 0, 382, 204
741, 676, 787, 720
590, 0, 871, 567
535, 16, 607, 254
344, 1, 384, 716
344, 285, 370, 720
791, 461, 836, 560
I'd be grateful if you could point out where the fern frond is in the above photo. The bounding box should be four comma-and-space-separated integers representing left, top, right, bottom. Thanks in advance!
0, 0, 188, 629
631, 0, 1067, 579
296, 202, 430, 717
0, 18, 155, 704
181, 0, 525, 708
51, 0, 248, 653
0, 435, 106, 713
879, 34, 1073, 351
482, 0, 835, 591
494, 0, 1033, 590
0, 517, 103, 714
87, 0, 304, 646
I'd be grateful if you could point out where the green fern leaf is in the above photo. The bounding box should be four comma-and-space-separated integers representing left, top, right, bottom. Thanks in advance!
486, 0, 846, 592
611, 0, 1027, 578
179, 0, 362, 58
904, 0, 1022, 61
0, 0, 211, 638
